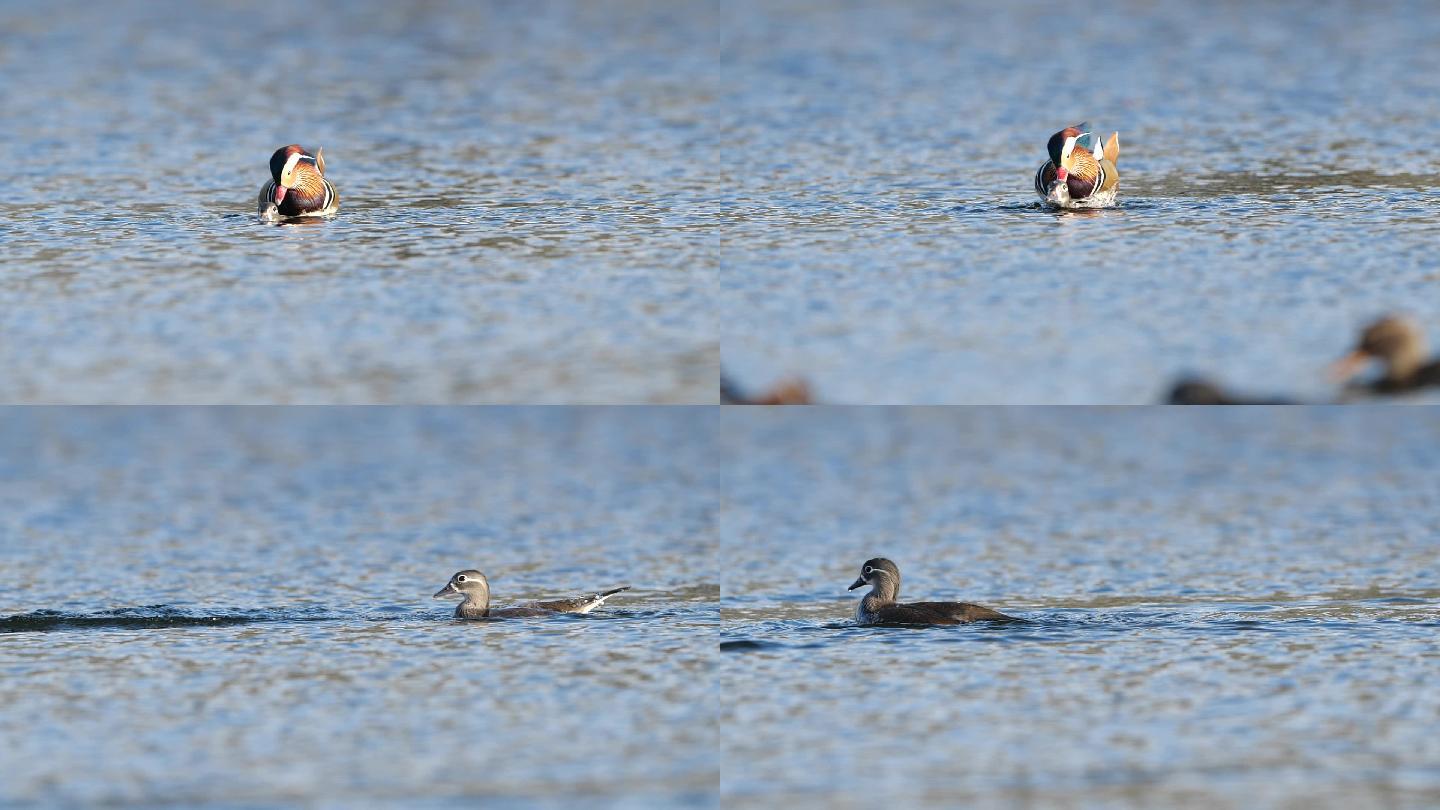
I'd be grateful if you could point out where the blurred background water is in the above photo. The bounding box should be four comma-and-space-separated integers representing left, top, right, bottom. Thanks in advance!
717, 0, 1440, 403
0, 1, 717, 402
720, 408, 1440, 807
0, 408, 717, 808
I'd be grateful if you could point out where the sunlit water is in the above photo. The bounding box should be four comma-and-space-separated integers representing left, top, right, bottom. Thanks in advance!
9, 1, 1438, 405
720, 408, 1440, 807
717, 1, 1440, 403
0, 409, 718, 807
0, 2, 717, 403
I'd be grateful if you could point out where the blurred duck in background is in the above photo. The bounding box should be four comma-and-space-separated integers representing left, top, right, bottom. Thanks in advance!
1166, 377, 1297, 405
721, 374, 812, 405
1165, 315, 1440, 403
1331, 315, 1440, 395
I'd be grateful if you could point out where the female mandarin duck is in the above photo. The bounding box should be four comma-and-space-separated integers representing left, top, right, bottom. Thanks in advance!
1330, 315, 1440, 394
257, 144, 339, 220
1033, 122, 1120, 208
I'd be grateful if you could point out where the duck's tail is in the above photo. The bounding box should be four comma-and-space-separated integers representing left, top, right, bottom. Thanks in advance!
597, 586, 630, 600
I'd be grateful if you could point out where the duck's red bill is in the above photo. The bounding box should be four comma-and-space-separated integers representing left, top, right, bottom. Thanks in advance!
1329, 350, 1369, 383
1056, 167, 1068, 182
273, 185, 287, 204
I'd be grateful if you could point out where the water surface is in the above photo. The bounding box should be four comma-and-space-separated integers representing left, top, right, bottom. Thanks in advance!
0, 409, 718, 807
720, 408, 1440, 807
1, 1, 718, 402
717, 1, 1440, 403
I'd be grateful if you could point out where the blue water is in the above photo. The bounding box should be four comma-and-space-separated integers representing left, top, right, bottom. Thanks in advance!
717, 0, 1440, 403
0, 409, 718, 807
6, 0, 1438, 404
720, 407, 1440, 807
1, 1, 717, 403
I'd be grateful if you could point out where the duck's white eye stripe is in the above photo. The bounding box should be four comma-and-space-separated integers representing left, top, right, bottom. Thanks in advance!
280, 152, 317, 177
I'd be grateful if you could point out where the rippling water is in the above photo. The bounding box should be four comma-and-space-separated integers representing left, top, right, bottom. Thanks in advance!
1, 2, 716, 403
0, 409, 717, 807
720, 408, 1440, 807
9, 1, 1437, 405
717, 1, 1440, 403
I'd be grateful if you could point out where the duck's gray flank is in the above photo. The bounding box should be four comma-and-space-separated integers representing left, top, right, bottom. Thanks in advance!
433, 569, 630, 620
848, 557, 1022, 625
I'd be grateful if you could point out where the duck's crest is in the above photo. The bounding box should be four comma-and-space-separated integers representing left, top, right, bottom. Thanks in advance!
1102, 132, 1120, 164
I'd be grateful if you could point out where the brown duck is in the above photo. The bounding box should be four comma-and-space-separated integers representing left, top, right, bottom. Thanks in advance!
433, 570, 629, 620
848, 558, 1022, 625
1331, 316, 1440, 394
720, 374, 812, 405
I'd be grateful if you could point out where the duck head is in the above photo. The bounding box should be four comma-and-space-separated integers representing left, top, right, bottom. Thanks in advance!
434, 569, 491, 609
848, 557, 901, 599
1046, 123, 1091, 183
268, 144, 326, 206
1331, 316, 1427, 383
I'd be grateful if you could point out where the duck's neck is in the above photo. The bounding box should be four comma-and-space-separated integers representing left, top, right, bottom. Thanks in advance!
1069, 151, 1100, 182
1383, 344, 1427, 383
862, 578, 899, 611
455, 588, 490, 619
280, 170, 328, 214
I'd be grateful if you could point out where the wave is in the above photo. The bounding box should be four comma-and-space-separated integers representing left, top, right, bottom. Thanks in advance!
0, 604, 337, 633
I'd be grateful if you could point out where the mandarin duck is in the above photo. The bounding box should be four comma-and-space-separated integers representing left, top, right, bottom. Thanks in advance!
433, 570, 630, 620
1033, 122, 1120, 208
847, 558, 1024, 625
720, 374, 812, 405
257, 144, 339, 220
1330, 316, 1440, 394
1166, 377, 1298, 405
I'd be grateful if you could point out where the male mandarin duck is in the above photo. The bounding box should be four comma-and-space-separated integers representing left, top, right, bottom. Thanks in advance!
257, 144, 339, 220
1033, 122, 1120, 208
1330, 316, 1440, 394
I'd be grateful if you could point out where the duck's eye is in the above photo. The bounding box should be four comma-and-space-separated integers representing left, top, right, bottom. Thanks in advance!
863, 566, 874, 575
455, 575, 467, 583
